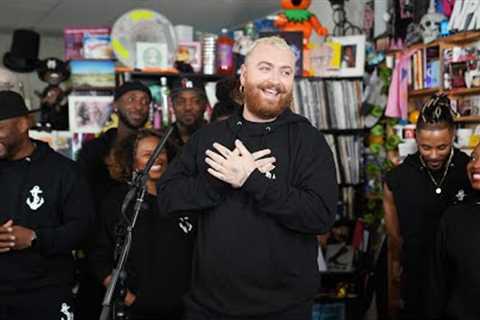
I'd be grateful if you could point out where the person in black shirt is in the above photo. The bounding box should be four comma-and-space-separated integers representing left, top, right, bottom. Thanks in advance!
76, 81, 152, 320
169, 77, 208, 151
383, 94, 472, 319
90, 128, 193, 320
0, 91, 94, 320
157, 36, 337, 320
426, 142, 480, 320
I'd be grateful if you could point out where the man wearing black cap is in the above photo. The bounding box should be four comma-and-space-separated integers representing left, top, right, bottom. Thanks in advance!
170, 77, 208, 151
0, 91, 94, 319
75, 81, 151, 320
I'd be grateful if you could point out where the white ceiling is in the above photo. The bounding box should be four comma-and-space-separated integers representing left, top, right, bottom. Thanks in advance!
0, 0, 281, 36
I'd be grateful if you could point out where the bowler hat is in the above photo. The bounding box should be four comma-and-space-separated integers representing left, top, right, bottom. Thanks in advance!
3, 29, 40, 73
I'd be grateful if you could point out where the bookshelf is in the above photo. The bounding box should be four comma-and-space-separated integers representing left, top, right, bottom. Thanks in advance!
293, 78, 366, 220
402, 31, 480, 123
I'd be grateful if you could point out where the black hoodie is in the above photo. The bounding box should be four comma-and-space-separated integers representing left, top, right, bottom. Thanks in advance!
157, 107, 338, 316
0, 140, 94, 293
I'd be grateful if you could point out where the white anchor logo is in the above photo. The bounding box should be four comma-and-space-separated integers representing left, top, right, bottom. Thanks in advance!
26, 186, 45, 210
60, 302, 74, 320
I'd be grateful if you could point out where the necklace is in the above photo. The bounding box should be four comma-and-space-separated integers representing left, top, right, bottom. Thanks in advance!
419, 148, 454, 195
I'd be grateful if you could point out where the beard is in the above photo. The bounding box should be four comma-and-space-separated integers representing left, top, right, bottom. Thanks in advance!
117, 108, 148, 130
244, 80, 292, 120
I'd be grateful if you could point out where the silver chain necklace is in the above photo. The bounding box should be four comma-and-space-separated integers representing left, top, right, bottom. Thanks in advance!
419, 148, 454, 195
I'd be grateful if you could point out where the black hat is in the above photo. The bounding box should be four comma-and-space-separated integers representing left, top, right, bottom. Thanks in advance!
37, 57, 70, 85
170, 77, 207, 101
3, 29, 40, 73
0, 91, 40, 121
114, 81, 152, 102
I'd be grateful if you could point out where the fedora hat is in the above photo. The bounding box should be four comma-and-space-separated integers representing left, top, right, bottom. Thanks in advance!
3, 29, 40, 73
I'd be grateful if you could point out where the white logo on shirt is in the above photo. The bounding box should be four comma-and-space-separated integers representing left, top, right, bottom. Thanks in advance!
60, 302, 74, 320
265, 171, 276, 180
456, 189, 466, 202
26, 185, 45, 210
178, 217, 193, 234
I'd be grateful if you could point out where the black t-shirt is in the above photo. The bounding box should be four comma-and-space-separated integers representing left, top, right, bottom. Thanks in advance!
385, 149, 472, 251
384, 149, 472, 314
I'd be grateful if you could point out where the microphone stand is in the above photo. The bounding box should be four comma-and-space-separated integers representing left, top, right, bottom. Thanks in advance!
99, 126, 174, 320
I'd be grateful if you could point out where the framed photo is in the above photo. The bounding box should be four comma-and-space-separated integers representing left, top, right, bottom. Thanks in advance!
29, 130, 74, 160
313, 35, 366, 78
69, 60, 115, 88
176, 41, 202, 72
68, 96, 113, 133
259, 31, 303, 76
136, 42, 168, 69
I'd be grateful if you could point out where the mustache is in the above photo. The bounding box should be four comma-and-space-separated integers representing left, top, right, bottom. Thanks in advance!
257, 82, 287, 94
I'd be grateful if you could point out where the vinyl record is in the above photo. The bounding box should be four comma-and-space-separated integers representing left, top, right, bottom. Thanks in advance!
111, 8, 177, 68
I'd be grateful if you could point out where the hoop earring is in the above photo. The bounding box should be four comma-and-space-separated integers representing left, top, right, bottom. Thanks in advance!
239, 85, 244, 93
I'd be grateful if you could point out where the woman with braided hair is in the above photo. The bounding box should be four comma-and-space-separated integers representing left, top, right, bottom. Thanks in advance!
383, 94, 473, 319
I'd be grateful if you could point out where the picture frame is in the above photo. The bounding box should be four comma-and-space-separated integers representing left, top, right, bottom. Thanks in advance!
312, 35, 366, 78
176, 41, 202, 73
68, 95, 113, 133
69, 60, 115, 88
136, 42, 168, 69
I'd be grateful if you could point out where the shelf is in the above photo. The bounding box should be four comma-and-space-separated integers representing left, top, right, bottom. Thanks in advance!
448, 87, 480, 96
116, 69, 225, 82
455, 115, 480, 122
442, 31, 480, 45
409, 87, 480, 98
408, 87, 440, 97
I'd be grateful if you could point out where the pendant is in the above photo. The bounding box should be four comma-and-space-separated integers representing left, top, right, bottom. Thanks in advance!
436, 187, 442, 194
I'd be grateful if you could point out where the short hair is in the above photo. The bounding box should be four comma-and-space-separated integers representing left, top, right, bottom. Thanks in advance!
244, 36, 295, 64
417, 93, 456, 131
106, 128, 175, 182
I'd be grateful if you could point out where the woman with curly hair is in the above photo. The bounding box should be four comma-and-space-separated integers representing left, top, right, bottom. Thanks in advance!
89, 128, 195, 320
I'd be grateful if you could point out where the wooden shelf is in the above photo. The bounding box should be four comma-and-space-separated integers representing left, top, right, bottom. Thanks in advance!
408, 87, 440, 97
409, 87, 480, 98
455, 115, 480, 122
442, 31, 480, 44
448, 87, 480, 96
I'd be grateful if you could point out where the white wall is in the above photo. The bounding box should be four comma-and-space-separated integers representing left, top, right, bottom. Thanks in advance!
0, 32, 64, 109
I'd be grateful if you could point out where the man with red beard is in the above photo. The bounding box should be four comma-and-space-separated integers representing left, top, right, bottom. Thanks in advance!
157, 36, 337, 320
75, 81, 152, 320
